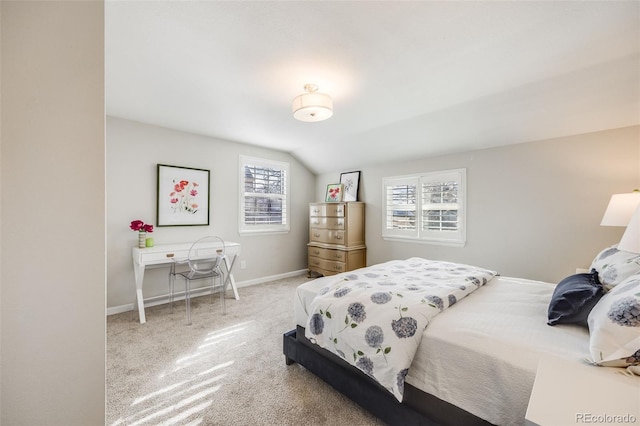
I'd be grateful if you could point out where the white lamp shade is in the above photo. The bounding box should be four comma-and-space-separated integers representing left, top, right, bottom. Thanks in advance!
618, 205, 640, 253
600, 191, 640, 226
292, 91, 333, 122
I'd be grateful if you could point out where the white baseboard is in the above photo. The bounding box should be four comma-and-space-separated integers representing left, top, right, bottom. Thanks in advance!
106, 269, 308, 316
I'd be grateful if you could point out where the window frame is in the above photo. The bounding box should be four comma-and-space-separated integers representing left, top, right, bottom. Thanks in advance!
382, 168, 466, 247
239, 155, 290, 235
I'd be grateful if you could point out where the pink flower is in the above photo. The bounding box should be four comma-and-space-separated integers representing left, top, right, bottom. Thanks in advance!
168, 179, 200, 215
129, 220, 144, 231
130, 220, 153, 233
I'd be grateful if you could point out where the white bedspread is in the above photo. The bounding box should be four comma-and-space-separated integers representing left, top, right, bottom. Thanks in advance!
303, 258, 497, 401
294, 268, 591, 425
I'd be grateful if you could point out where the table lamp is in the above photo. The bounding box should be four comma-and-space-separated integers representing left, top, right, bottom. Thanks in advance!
600, 190, 640, 226
618, 205, 640, 253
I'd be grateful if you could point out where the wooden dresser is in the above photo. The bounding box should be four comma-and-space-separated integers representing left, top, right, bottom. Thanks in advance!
308, 202, 366, 276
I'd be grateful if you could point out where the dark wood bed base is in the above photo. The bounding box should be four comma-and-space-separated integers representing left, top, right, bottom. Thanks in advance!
283, 325, 493, 426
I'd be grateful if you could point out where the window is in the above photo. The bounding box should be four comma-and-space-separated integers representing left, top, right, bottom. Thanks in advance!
382, 168, 466, 246
239, 156, 290, 234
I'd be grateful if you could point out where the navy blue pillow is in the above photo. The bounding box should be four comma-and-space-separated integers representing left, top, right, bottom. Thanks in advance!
547, 269, 604, 327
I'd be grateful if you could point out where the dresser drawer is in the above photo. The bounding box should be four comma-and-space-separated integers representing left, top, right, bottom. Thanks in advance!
308, 246, 346, 262
310, 203, 345, 218
307, 256, 346, 274
139, 249, 188, 264
310, 229, 346, 245
309, 217, 345, 230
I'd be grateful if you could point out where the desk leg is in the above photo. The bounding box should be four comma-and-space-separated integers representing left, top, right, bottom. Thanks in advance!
132, 263, 147, 324
223, 255, 240, 300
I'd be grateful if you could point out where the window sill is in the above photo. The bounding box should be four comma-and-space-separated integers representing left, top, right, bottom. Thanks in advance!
381, 235, 466, 248
239, 228, 290, 236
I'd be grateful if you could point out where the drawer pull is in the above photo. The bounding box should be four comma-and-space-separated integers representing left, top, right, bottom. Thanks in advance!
314, 233, 321, 238
335, 235, 343, 240
313, 250, 320, 255
166, 253, 175, 258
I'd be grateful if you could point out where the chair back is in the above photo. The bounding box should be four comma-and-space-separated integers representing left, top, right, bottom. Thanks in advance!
187, 236, 226, 276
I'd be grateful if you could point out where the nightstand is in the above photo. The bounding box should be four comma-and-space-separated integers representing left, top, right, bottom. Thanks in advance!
525, 355, 640, 425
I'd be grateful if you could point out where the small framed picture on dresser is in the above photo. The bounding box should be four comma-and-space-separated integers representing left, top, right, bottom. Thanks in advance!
325, 183, 344, 202
340, 170, 360, 201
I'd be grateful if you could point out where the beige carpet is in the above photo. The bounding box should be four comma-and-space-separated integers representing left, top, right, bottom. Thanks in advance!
107, 274, 385, 426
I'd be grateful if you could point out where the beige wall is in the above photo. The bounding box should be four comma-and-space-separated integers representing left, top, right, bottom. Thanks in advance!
317, 126, 640, 283
106, 117, 316, 311
1, 2, 105, 424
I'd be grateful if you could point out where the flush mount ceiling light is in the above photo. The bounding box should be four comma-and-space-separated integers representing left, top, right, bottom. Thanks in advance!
291, 83, 333, 122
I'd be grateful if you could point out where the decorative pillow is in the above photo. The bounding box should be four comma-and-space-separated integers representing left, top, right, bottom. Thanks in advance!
589, 246, 640, 290
547, 269, 604, 327
587, 273, 640, 367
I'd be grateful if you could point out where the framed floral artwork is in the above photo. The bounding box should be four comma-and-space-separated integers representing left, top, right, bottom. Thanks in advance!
340, 170, 361, 201
156, 164, 210, 226
325, 183, 344, 202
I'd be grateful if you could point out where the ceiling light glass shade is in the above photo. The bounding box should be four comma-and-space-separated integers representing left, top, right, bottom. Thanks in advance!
618, 205, 640, 253
600, 190, 640, 226
292, 84, 333, 122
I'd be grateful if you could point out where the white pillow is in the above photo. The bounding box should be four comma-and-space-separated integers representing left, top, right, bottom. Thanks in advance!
589, 246, 640, 290
587, 273, 640, 367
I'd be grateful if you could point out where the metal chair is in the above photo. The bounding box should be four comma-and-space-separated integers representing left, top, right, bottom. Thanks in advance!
169, 236, 226, 325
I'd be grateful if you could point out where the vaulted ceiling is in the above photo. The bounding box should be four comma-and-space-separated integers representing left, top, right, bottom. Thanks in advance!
106, 1, 640, 174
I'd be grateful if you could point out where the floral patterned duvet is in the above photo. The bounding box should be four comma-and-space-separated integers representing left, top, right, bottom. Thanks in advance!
305, 257, 498, 401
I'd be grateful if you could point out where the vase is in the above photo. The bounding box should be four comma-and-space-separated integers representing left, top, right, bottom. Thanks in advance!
138, 232, 146, 248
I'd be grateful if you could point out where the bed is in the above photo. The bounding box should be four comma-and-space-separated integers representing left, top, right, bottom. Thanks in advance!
283, 252, 640, 425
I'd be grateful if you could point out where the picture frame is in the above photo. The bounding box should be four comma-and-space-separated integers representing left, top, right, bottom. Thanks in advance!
156, 164, 210, 226
340, 170, 361, 202
325, 183, 344, 203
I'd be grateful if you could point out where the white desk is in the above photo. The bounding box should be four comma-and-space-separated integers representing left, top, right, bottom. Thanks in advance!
132, 241, 241, 324
526, 354, 640, 425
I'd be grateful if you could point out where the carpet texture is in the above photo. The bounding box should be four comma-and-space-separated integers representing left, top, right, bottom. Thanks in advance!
107, 274, 385, 425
